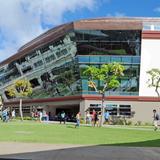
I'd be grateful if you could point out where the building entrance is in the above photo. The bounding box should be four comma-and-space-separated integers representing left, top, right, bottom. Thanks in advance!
55, 105, 79, 122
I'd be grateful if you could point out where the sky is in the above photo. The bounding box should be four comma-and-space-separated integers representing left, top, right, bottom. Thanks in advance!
0, 0, 160, 62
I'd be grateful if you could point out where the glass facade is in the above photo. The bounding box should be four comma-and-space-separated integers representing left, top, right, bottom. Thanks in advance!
0, 28, 141, 100
76, 29, 141, 96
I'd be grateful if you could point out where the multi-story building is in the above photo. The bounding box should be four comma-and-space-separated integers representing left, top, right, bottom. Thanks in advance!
0, 17, 160, 123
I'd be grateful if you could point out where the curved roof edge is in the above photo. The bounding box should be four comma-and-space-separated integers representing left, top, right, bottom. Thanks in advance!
1, 17, 160, 66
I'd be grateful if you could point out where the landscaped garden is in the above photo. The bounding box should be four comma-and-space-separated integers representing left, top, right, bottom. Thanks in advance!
0, 121, 160, 147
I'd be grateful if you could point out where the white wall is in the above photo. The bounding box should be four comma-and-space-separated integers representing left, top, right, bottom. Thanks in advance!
83, 99, 160, 123
139, 39, 160, 96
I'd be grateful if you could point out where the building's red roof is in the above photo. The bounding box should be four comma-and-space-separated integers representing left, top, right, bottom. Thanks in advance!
4, 95, 160, 106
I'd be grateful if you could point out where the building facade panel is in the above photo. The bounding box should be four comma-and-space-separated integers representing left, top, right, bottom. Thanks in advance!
140, 39, 160, 96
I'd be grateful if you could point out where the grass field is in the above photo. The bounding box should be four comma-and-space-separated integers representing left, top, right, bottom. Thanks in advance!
0, 121, 160, 147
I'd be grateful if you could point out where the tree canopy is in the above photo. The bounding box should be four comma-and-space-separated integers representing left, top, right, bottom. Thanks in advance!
147, 68, 160, 96
6, 79, 33, 98
83, 62, 125, 93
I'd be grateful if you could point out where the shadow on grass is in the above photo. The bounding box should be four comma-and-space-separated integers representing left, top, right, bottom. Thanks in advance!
101, 138, 160, 147
66, 125, 75, 129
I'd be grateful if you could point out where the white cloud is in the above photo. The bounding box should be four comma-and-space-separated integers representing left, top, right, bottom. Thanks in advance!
0, 0, 96, 62
107, 11, 126, 17
154, 7, 160, 12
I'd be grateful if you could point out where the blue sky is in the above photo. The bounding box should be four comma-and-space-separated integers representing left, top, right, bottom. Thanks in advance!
0, 0, 160, 62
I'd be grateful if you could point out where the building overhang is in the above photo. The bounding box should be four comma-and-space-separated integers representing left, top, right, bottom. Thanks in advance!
4, 95, 160, 107
142, 31, 160, 39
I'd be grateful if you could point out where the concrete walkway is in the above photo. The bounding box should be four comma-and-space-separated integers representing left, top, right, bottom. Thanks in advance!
0, 142, 160, 160
0, 142, 85, 155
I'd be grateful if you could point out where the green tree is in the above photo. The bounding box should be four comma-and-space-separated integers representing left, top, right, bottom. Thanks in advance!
6, 79, 33, 121
83, 62, 125, 126
58, 70, 75, 94
147, 68, 160, 96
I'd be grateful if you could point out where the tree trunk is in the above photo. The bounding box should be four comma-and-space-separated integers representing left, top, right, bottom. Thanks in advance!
99, 93, 105, 127
155, 86, 160, 97
19, 98, 23, 121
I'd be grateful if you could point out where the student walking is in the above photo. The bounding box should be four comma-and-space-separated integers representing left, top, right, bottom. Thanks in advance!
60, 111, 66, 124
91, 109, 96, 126
75, 112, 81, 128
86, 111, 91, 124
93, 112, 99, 127
153, 109, 159, 131
104, 110, 110, 124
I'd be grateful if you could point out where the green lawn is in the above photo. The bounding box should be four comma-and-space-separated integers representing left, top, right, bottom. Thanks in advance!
0, 121, 160, 147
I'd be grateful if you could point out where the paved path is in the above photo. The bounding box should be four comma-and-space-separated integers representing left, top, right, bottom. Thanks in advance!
0, 142, 160, 160
0, 142, 85, 155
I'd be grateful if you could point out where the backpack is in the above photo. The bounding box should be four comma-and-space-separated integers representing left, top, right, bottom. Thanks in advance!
155, 114, 159, 120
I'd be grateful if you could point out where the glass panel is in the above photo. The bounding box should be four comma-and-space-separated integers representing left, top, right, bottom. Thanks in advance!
154, 25, 160, 31
143, 25, 151, 30
75, 30, 141, 56
89, 56, 100, 63
132, 57, 140, 64
111, 56, 121, 62
105, 104, 118, 115
100, 56, 110, 63
119, 105, 131, 116
78, 56, 89, 63
122, 57, 132, 63
2, 32, 81, 100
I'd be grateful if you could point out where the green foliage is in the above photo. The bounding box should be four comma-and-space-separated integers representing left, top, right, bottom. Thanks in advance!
126, 120, 132, 125
135, 121, 142, 126
83, 62, 125, 93
6, 79, 33, 98
144, 122, 152, 126
147, 68, 160, 96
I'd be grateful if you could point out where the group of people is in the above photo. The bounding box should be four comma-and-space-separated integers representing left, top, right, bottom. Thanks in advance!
58, 111, 81, 128
31, 110, 49, 122
86, 109, 110, 127
0, 109, 15, 122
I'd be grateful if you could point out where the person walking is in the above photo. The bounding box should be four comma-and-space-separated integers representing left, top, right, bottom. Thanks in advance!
86, 111, 91, 124
104, 110, 110, 124
91, 109, 96, 126
60, 111, 66, 124
153, 109, 159, 131
75, 112, 81, 128
11, 110, 16, 120
94, 111, 99, 127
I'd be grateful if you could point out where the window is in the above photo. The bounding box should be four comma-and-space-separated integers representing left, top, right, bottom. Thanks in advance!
34, 60, 43, 68
154, 25, 160, 31
119, 105, 131, 116
143, 25, 151, 30
106, 104, 118, 115
45, 54, 56, 63
30, 78, 40, 88
0, 68, 5, 74
89, 104, 102, 112
40, 46, 49, 54
29, 52, 37, 59
90, 104, 101, 108
76, 30, 141, 56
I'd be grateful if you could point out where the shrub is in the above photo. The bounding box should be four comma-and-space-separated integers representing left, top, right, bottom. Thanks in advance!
135, 121, 142, 126
23, 116, 32, 120
126, 120, 132, 125
80, 117, 85, 124
144, 122, 152, 126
